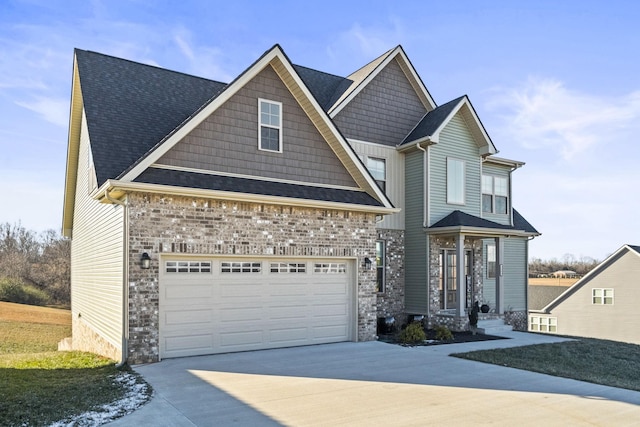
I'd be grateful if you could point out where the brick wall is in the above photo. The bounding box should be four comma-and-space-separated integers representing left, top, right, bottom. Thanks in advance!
375, 229, 404, 331
126, 192, 378, 363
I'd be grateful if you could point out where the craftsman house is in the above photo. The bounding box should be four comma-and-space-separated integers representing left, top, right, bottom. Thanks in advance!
529, 244, 640, 345
62, 44, 539, 364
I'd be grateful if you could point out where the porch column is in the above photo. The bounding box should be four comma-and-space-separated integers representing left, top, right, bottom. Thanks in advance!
495, 236, 504, 314
456, 234, 465, 316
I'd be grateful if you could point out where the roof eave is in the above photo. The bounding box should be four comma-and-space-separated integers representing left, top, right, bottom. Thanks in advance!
96, 180, 400, 215
425, 225, 537, 238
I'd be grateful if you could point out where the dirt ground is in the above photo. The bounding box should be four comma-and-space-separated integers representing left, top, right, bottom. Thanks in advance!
529, 277, 579, 287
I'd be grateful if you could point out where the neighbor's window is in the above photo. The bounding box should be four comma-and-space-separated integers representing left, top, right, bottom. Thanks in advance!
376, 240, 385, 293
530, 316, 557, 333
447, 158, 465, 204
592, 288, 614, 305
486, 244, 496, 278
258, 99, 282, 152
366, 157, 386, 192
482, 175, 508, 214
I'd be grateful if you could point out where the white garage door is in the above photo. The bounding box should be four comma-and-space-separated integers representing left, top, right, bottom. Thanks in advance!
159, 257, 354, 359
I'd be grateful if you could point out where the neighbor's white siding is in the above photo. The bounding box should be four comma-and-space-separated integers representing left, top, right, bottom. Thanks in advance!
349, 139, 404, 230
71, 110, 124, 354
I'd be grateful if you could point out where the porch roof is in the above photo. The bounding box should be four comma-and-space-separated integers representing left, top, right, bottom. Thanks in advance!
427, 209, 539, 237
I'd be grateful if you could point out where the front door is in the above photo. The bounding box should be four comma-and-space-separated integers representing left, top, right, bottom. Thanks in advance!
439, 250, 472, 310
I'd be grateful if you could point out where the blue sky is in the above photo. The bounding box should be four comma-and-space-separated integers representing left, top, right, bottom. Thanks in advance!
1, 0, 639, 261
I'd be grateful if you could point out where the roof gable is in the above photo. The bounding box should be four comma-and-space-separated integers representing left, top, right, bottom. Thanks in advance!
329, 46, 436, 117
540, 244, 640, 312
399, 95, 497, 156
74, 49, 227, 186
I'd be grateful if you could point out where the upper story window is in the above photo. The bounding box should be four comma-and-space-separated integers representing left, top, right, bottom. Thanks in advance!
482, 175, 508, 214
447, 158, 465, 205
366, 157, 386, 192
258, 99, 282, 152
592, 288, 614, 305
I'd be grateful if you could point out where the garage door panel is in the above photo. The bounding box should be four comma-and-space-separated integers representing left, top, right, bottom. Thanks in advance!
165, 334, 213, 353
164, 309, 212, 326
219, 306, 263, 322
160, 258, 353, 359
164, 284, 213, 299
269, 327, 309, 343
220, 330, 263, 348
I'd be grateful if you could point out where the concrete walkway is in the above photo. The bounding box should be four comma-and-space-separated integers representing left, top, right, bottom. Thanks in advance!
109, 331, 640, 426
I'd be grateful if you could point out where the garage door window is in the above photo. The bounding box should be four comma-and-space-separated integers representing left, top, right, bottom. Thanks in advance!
165, 261, 212, 273
314, 263, 346, 273
221, 262, 262, 273
270, 262, 306, 273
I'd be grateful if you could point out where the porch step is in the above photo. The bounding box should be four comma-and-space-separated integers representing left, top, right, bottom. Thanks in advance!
477, 319, 512, 335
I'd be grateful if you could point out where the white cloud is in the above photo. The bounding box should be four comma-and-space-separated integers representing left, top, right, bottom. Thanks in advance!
171, 27, 233, 82
15, 97, 68, 127
486, 77, 640, 161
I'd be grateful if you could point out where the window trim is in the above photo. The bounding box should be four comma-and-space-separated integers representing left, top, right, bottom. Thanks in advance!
366, 156, 386, 193
258, 98, 283, 153
486, 243, 496, 279
376, 240, 385, 293
530, 316, 557, 333
446, 157, 465, 205
592, 288, 614, 305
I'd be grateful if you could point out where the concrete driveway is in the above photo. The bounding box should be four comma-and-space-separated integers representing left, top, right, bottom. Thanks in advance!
109, 331, 640, 426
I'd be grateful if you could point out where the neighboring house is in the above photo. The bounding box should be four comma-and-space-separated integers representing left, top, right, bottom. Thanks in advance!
552, 270, 577, 278
62, 44, 539, 364
529, 244, 640, 345
528, 285, 570, 311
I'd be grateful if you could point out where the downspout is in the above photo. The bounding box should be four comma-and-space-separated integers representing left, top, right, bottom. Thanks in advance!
104, 189, 129, 368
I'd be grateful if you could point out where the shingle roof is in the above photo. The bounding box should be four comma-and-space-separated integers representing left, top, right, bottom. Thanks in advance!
429, 209, 539, 234
292, 65, 352, 111
401, 96, 465, 145
75, 49, 227, 185
135, 168, 384, 207
628, 245, 640, 255
528, 285, 571, 311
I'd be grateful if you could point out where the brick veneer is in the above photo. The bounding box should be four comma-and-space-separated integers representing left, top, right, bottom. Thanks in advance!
375, 229, 405, 330
126, 192, 378, 364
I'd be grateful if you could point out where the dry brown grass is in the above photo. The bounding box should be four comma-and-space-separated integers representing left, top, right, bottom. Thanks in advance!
529, 277, 579, 287
0, 300, 71, 325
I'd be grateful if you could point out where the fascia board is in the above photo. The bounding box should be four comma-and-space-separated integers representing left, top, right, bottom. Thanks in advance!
97, 180, 400, 215
394, 47, 437, 110
484, 156, 525, 168
62, 56, 83, 238
540, 245, 629, 312
424, 225, 535, 238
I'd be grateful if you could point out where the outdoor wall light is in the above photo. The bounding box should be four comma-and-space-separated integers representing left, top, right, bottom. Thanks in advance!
141, 252, 151, 269
364, 257, 373, 270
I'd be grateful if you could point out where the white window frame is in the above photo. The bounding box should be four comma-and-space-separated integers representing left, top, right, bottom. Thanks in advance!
221, 262, 262, 273
530, 316, 557, 333
482, 175, 509, 214
270, 262, 306, 273
165, 260, 212, 273
447, 157, 465, 205
258, 98, 283, 153
376, 240, 385, 293
314, 263, 347, 274
366, 157, 386, 192
592, 288, 614, 305
486, 243, 496, 279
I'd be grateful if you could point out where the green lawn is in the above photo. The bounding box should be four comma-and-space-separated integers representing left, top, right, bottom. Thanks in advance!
452, 337, 640, 392
0, 302, 150, 427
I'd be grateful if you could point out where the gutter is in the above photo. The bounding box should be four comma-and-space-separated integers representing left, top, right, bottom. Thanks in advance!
104, 188, 129, 367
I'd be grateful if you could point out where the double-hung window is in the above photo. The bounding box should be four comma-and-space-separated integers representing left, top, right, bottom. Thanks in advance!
447, 158, 465, 205
482, 175, 508, 214
259, 99, 282, 152
366, 157, 386, 192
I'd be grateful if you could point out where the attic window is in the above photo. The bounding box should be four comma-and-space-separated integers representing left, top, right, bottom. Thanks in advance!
258, 99, 282, 152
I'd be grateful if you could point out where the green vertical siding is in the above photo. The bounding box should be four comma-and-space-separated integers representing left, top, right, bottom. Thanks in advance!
429, 114, 482, 225
404, 150, 428, 313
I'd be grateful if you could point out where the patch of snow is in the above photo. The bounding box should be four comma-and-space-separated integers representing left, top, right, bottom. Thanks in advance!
48, 372, 152, 427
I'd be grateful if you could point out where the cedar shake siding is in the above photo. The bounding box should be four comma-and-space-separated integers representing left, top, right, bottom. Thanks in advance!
158, 65, 357, 188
